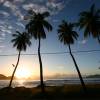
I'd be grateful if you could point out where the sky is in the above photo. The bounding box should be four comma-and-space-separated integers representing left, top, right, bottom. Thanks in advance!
0, 0, 100, 79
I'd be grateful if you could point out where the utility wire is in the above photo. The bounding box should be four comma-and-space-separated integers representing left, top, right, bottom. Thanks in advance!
0, 49, 100, 56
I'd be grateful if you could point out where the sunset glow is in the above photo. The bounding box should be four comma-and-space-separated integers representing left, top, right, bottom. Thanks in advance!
15, 67, 31, 79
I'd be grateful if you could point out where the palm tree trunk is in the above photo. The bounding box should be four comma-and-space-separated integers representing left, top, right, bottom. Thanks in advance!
38, 38, 44, 92
68, 45, 87, 93
8, 50, 21, 88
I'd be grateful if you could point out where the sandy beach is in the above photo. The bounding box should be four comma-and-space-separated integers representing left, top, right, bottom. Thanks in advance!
0, 84, 100, 100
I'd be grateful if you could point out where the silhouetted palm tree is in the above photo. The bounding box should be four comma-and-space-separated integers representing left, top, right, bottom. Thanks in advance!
26, 11, 52, 92
58, 20, 86, 92
8, 31, 31, 88
77, 4, 100, 42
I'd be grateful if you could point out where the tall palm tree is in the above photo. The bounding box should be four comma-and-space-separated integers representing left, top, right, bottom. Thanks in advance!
77, 4, 100, 42
26, 11, 52, 92
58, 20, 86, 92
8, 31, 31, 88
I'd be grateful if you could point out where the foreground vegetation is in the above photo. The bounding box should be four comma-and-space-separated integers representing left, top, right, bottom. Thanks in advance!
0, 84, 100, 100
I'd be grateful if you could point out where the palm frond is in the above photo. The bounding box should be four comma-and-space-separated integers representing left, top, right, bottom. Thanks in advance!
58, 20, 78, 45
77, 3, 100, 42
28, 9, 36, 15
11, 31, 31, 51
43, 20, 52, 31
90, 4, 95, 14
25, 11, 52, 40
42, 12, 50, 18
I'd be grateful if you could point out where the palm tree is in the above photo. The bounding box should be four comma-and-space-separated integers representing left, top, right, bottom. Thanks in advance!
26, 11, 52, 92
58, 20, 86, 92
8, 31, 31, 88
77, 4, 100, 42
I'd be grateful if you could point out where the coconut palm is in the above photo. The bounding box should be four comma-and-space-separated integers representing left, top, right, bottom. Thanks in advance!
58, 20, 86, 92
26, 11, 52, 92
77, 4, 100, 42
8, 31, 31, 88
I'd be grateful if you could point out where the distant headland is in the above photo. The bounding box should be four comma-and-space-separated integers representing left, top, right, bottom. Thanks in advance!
0, 74, 16, 80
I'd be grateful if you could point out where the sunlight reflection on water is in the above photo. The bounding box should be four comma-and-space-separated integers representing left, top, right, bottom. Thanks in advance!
17, 80, 25, 85
12, 80, 26, 88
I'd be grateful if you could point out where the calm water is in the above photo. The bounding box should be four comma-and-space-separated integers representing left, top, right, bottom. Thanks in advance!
0, 78, 100, 89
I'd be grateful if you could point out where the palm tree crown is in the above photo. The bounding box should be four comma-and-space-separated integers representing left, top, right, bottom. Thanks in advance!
11, 31, 31, 51
77, 4, 100, 41
58, 20, 79, 45
26, 11, 52, 39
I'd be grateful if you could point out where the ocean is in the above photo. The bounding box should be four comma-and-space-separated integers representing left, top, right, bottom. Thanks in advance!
0, 78, 100, 89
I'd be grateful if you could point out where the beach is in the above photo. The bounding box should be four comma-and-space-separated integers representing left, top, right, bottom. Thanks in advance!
0, 84, 100, 100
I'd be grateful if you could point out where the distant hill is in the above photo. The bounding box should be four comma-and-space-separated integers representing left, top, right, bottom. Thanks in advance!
86, 74, 100, 78
0, 74, 16, 80
0, 74, 8, 80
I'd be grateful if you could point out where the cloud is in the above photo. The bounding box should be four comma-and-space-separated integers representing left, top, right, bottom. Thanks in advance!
23, 3, 48, 13
0, 45, 5, 48
1, 0, 67, 21
0, 0, 24, 4
0, 0, 5, 3
3, 1, 24, 21
0, 28, 12, 35
52, 19, 60, 23
0, 24, 6, 44
15, 10, 24, 20
23, 0, 67, 15
0, 45, 5, 52
7, 25, 13, 30
14, 0, 25, 3
16, 22, 25, 28
5, 29, 12, 34
0, 20, 5, 24
3, 1, 25, 21
0, 21, 12, 36
0, 0, 67, 42
0, 10, 10, 17
0, 37, 5, 40
46, 0, 66, 15
23, 3, 36, 11
0, 31, 6, 37
3, 1, 13, 8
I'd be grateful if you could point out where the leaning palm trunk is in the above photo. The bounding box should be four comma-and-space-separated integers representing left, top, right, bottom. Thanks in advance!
38, 38, 44, 92
68, 45, 87, 93
8, 51, 21, 88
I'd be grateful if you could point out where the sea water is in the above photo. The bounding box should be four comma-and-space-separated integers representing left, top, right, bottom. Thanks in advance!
0, 78, 100, 89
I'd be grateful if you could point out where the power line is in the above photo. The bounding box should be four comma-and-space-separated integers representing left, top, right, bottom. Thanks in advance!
0, 49, 100, 56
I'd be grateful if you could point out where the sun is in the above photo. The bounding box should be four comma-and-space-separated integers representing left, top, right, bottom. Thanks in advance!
15, 67, 31, 79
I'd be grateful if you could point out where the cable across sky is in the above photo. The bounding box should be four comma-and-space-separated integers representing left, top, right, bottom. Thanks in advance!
0, 49, 100, 56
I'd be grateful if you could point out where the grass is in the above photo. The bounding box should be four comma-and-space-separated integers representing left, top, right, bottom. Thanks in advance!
0, 84, 100, 100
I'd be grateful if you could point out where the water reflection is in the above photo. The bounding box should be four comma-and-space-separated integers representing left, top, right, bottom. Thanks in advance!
12, 80, 26, 87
